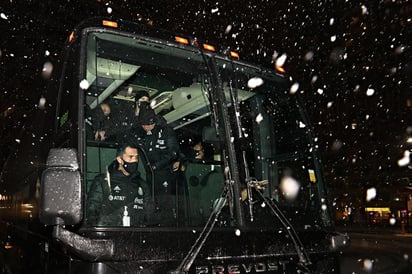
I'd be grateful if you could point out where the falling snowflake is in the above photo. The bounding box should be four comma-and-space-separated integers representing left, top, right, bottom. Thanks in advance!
79, 79, 90, 90
247, 77, 264, 89
255, 113, 263, 124
397, 150, 410, 167
290, 83, 299, 94
280, 176, 300, 200
366, 88, 375, 96
366, 188, 376, 202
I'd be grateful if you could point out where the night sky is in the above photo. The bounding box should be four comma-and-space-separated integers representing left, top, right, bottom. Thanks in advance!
1, 0, 411, 191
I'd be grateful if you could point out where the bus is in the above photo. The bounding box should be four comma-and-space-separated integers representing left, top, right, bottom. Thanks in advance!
0, 17, 349, 274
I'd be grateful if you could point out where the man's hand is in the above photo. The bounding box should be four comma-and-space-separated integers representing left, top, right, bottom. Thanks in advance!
172, 161, 180, 172
94, 130, 106, 141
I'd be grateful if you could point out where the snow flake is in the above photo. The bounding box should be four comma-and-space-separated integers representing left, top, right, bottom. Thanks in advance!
275, 53, 287, 67
79, 79, 90, 90
366, 88, 375, 96
397, 150, 410, 167
366, 188, 376, 202
290, 82, 299, 94
255, 113, 263, 124
280, 176, 300, 201
362, 259, 373, 271
41, 61, 53, 79
38, 97, 46, 109
311, 75, 318, 84
0, 13, 7, 20
247, 77, 263, 89
361, 5, 369, 15
225, 25, 232, 34
304, 51, 314, 61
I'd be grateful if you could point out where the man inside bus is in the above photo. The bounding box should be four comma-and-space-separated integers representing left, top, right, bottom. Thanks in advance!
137, 108, 180, 225
86, 100, 113, 141
86, 143, 149, 226
86, 99, 131, 142
132, 90, 167, 127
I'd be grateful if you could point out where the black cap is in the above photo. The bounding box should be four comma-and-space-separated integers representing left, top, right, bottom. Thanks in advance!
139, 108, 156, 125
134, 90, 150, 102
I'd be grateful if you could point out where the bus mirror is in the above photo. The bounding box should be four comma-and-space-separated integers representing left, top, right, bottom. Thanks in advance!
39, 148, 83, 226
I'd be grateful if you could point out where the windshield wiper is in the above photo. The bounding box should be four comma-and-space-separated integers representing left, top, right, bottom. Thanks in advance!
247, 178, 313, 273
171, 189, 228, 273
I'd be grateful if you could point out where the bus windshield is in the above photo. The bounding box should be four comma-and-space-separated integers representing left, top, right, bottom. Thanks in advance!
83, 29, 332, 230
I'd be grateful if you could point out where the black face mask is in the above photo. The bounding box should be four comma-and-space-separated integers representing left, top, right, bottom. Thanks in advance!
187, 148, 202, 160
123, 161, 138, 174
137, 101, 150, 111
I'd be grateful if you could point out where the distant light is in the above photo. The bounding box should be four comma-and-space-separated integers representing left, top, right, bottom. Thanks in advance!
407, 137, 412, 143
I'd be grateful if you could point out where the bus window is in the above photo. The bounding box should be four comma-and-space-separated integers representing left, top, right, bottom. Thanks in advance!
82, 31, 227, 227
215, 58, 331, 228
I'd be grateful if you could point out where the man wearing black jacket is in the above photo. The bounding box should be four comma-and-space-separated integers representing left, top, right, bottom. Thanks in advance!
86, 144, 148, 226
137, 108, 180, 225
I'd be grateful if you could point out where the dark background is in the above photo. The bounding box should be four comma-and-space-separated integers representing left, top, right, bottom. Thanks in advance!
1, 0, 411, 195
